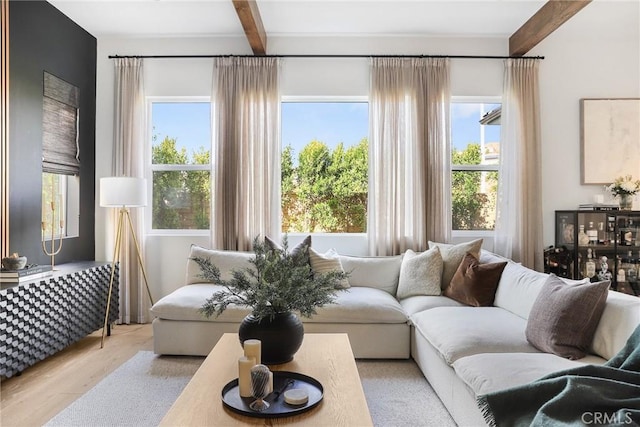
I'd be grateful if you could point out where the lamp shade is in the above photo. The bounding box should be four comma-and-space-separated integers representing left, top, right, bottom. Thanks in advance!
100, 177, 147, 207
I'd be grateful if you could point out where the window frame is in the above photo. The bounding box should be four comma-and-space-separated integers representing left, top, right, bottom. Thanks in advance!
145, 96, 212, 236
280, 96, 369, 237
450, 96, 501, 238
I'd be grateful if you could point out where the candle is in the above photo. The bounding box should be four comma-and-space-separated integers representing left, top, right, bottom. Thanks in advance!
238, 356, 256, 397
267, 370, 273, 394
243, 339, 261, 366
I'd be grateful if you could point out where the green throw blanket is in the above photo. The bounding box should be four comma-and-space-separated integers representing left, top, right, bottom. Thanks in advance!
477, 324, 640, 427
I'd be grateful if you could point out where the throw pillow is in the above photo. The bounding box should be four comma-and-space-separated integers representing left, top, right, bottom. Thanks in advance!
444, 252, 507, 307
525, 274, 610, 360
265, 235, 311, 265
308, 248, 350, 289
396, 247, 443, 299
428, 239, 483, 289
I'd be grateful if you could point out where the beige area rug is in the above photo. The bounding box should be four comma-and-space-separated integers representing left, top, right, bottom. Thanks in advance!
45, 351, 456, 427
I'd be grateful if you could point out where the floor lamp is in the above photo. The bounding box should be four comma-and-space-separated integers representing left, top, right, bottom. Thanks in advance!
99, 177, 154, 348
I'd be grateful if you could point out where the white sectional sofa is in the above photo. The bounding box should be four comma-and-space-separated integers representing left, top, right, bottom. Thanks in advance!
150, 242, 640, 426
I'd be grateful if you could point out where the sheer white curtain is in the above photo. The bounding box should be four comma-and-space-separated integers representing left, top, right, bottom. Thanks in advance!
211, 57, 280, 250
112, 57, 148, 323
368, 58, 451, 256
494, 58, 543, 270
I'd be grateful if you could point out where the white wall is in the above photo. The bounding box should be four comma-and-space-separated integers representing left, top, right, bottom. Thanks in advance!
95, 1, 640, 299
530, 0, 640, 246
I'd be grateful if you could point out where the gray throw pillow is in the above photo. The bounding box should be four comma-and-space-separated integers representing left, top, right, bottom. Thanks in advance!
265, 235, 311, 265
525, 274, 610, 360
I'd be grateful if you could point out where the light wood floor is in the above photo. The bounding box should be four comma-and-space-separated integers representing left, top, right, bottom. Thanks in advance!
0, 324, 153, 427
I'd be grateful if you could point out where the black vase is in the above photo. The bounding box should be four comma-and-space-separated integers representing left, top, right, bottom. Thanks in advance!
238, 312, 304, 365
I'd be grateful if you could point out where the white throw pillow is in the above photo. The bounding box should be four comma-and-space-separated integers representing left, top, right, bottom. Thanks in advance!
339, 254, 402, 295
308, 248, 350, 289
185, 244, 253, 284
428, 239, 483, 289
396, 247, 443, 299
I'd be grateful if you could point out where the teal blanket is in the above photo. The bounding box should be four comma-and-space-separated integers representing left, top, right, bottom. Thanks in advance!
477, 324, 640, 427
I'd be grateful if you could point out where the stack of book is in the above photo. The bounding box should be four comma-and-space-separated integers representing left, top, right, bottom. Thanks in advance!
578, 203, 620, 211
0, 264, 54, 283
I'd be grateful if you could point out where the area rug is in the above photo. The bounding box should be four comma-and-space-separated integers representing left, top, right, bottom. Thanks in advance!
45, 351, 456, 427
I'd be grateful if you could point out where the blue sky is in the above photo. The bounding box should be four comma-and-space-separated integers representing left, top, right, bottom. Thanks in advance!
152, 101, 500, 161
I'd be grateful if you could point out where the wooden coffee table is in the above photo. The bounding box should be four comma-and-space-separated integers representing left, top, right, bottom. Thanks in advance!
160, 333, 373, 426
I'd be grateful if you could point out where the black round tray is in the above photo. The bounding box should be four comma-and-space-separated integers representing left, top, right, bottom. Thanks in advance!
221, 371, 323, 418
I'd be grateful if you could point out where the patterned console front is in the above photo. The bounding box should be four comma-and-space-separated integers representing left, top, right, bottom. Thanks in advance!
0, 262, 119, 378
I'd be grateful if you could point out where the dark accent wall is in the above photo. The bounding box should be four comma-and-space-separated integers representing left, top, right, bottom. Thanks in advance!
8, 0, 96, 264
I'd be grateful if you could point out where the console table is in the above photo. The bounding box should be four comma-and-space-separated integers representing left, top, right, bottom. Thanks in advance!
0, 262, 119, 378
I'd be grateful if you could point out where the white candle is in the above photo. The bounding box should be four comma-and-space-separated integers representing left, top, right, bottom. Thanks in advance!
267, 370, 273, 394
243, 339, 261, 366
238, 356, 256, 398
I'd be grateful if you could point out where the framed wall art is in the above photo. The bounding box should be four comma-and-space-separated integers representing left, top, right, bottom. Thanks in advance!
581, 98, 640, 185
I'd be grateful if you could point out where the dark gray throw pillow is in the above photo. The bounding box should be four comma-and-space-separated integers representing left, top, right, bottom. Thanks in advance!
265, 235, 311, 265
525, 274, 610, 360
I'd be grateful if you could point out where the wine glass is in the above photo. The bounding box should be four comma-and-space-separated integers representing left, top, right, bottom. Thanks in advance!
249, 364, 271, 412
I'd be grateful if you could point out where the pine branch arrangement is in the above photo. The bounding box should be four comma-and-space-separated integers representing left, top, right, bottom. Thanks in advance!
196, 237, 348, 321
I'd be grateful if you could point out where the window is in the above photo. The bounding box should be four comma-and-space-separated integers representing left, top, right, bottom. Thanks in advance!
42, 173, 80, 239
148, 99, 211, 232
451, 100, 500, 231
281, 100, 368, 233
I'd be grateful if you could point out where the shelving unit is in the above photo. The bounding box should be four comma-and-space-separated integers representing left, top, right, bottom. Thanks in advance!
0, 262, 119, 378
554, 210, 640, 297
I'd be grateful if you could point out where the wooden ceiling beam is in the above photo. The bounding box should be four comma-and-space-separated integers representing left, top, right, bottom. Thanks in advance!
232, 0, 267, 55
509, 0, 592, 56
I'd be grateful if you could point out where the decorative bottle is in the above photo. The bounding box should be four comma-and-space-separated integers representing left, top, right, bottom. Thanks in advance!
578, 225, 589, 246
584, 248, 596, 279
587, 222, 598, 245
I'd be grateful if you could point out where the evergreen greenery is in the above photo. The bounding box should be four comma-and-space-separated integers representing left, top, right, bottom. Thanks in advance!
196, 237, 348, 321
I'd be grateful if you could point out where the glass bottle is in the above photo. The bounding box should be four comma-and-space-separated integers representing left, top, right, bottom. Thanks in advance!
584, 248, 596, 279
597, 222, 605, 244
578, 225, 589, 246
627, 251, 637, 286
587, 221, 598, 245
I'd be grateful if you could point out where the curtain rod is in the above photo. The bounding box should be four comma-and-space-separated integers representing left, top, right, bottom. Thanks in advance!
108, 54, 544, 60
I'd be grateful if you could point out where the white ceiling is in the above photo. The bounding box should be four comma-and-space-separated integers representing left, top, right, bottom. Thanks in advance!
48, 0, 549, 39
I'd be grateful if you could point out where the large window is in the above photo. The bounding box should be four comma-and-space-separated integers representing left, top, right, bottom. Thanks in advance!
281, 100, 368, 233
149, 99, 211, 231
451, 100, 500, 231
42, 172, 80, 239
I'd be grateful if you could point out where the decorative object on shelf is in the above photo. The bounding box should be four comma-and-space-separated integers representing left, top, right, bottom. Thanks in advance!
606, 175, 640, 210
597, 256, 612, 282
196, 236, 348, 364
41, 193, 64, 269
99, 177, 154, 348
1, 253, 27, 270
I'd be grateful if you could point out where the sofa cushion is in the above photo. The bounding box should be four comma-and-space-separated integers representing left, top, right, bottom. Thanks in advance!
396, 247, 442, 299
303, 287, 408, 324
411, 306, 540, 365
309, 248, 350, 289
400, 295, 464, 318
452, 352, 604, 396
526, 275, 610, 360
493, 259, 589, 320
151, 283, 251, 322
591, 290, 640, 360
265, 235, 311, 261
339, 254, 402, 295
428, 239, 483, 289
444, 252, 507, 307
186, 245, 253, 285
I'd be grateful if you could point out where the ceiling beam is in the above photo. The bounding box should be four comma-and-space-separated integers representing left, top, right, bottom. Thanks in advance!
232, 0, 267, 55
509, 0, 592, 56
